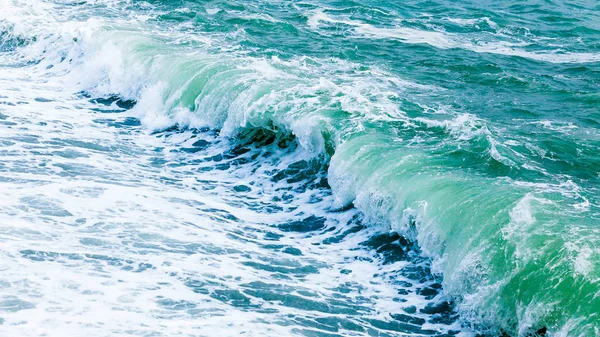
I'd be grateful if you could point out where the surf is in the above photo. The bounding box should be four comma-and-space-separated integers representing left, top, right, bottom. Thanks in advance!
1, 0, 599, 336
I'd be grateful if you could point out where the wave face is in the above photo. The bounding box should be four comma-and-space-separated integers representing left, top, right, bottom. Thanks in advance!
1, 0, 600, 336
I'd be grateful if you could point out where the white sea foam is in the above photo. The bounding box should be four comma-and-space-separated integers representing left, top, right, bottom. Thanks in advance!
446, 17, 498, 29
307, 11, 600, 64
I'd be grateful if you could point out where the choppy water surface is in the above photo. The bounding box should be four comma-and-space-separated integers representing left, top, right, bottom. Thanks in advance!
1, 0, 599, 336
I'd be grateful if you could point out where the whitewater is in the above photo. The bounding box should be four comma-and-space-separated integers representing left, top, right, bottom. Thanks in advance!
1, 0, 599, 336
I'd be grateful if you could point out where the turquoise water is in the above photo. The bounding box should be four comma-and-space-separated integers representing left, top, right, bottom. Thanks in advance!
1, 0, 599, 336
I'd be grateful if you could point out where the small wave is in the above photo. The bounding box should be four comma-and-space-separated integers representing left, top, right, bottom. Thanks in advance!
446, 17, 498, 29
307, 11, 600, 64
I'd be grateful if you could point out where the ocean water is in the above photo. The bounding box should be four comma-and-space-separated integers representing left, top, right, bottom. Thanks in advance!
0, 0, 599, 336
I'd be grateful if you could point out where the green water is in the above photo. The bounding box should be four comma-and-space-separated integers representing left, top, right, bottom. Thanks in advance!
2, 0, 600, 335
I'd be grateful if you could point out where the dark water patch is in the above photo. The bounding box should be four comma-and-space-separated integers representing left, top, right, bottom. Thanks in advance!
364, 317, 438, 335
263, 231, 284, 241
157, 9, 197, 22
272, 159, 328, 187
0, 30, 31, 52
224, 145, 251, 158
242, 286, 362, 315
192, 139, 211, 149
52, 149, 89, 159
233, 184, 251, 192
34, 97, 54, 103
323, 215, 365, 245
420, 301, 457, 325
148, 157, 168, 167
183, 278, 211, 295
241, 261, 319, 276
390, 312, 426, 326
153, 124, 185, 134
19, 249, 155, 273
0, 140, 15, 147
278, 216, 327, 233
314, 316, 367, 334
180, 139, 211, 153
89, 108, 126, 113
360, 232, 414, 264
89, 95, 137, 110
416, 283, 443, 300
210, 289, 257, 308
283, 247, 302, 256
236, 127, 284, 147
93, 117, 142, 128
201, 207, 239, 222
261, 244, 303, 256
293, 321, 339, 334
